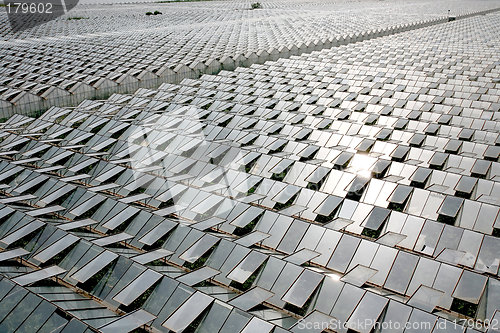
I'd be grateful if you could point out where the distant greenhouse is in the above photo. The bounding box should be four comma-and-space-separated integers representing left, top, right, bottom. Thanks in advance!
0, 0, 499, 332
1, 0, 498, 117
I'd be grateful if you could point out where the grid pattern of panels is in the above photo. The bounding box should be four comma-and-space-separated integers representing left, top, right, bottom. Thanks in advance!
1, 0, 499, 116
0, 8, 498, 333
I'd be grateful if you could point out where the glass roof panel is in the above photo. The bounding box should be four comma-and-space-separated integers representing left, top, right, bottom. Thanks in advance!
162, 291, 214, 332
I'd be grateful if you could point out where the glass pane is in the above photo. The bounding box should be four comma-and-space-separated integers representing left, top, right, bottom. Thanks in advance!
34, 234, 79, 263
282, 269, 323, 307
327, 234, 360, 273
100, 309, 156, 333
113, 269, 162, 306
13, 266, 66, 286
177, 267, 220, 286
452, 270, 487, 304
162, 292, 214, 332
341, 265, 378, 287
383, 252, 419, 294
290, 310, 334, 333
16, 301, 57, 333
71, 251, 118, 283
284, 249, 320, 266
378, 300, 412, 333
229, 287, 274, 311
346, 292, 387, 333
227, 251, 267, 284
178, 235, 218, 264
407, 285, 444, 312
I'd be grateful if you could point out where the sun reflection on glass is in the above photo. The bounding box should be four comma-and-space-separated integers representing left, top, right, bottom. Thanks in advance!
349, 153, 376, 179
